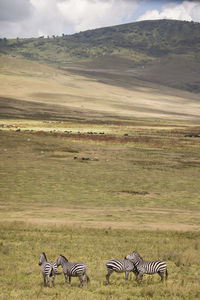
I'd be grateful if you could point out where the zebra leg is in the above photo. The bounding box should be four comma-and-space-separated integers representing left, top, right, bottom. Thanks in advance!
83, 272, 90, 283
165, 269, 168, 280
78, 275, 83, 287
139, 274, 143, 283
86, 273, 90, 283
43, 274, 47, 287
52, 274, 55, 287
133, 270, 139, 280
64, 274, 68, 284
46, 275, 50, 287
125, 271, 130, 281
106, 268, 113, 284
69, 276, 71, 284
158, 271, 164, 282
136, 273, 143, 284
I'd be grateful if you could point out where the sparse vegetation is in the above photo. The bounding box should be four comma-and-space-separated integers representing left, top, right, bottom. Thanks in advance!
0, 221, 200, 300
0, 19, 200, 92
1, 20, 200, 65
0, 19, 200, 299
0, 110, 200, 300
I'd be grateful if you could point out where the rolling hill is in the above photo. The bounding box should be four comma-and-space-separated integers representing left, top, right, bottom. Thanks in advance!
1, 19, 200, 92
0, 19, 200, 122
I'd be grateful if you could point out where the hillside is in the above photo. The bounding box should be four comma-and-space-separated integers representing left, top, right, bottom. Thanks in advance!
1, 19, 200, 92
0, 54, 200, 122
1, 19, 200, 122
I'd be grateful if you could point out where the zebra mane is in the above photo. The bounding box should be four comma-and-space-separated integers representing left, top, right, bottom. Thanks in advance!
42, 252, 47, 261
60, 254, 68, 262
133, 251, 143, 260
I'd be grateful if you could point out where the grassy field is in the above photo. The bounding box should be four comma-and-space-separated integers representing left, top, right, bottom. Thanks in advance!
0, 222, 200, 300
0, 118, 200, 299
0, 34, 200, 298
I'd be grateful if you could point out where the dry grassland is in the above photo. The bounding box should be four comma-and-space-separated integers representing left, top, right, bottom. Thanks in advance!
0, 55, 200, 299
1, 55, 200, 121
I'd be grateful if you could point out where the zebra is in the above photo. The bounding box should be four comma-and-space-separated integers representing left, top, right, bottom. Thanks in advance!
106, 258, 138, 284
125, 251, 168, 282
38, 252, 61, 287
56, 254, 90, 287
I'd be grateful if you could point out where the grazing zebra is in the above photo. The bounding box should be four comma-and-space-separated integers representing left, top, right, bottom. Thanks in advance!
56, 254, 90, 287
125, 251, 168, 282
38, 252, 61, 287
106, 258, 138, 284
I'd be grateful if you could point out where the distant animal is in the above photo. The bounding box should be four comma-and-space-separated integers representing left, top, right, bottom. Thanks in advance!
125, 251, 168, 282
105, 258, 138, 284
38, 252, 61, 287
56, 254, 90, 287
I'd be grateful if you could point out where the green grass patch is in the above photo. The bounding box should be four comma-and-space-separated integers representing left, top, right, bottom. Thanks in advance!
0, 222, 200, 300
0, 123, 200, 221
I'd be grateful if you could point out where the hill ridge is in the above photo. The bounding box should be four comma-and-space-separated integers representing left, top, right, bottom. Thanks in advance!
0, 19, 200, 93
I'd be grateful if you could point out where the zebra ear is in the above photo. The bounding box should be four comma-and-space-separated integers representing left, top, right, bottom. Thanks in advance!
42, 252, 47, 260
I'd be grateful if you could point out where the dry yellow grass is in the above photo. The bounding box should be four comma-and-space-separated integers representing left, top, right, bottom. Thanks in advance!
1, 55, 200, 121
1, 206, 200, 231
0, 54, 200, 299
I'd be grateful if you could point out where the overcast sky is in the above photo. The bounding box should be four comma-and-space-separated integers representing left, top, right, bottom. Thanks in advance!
0, 0, 200, 38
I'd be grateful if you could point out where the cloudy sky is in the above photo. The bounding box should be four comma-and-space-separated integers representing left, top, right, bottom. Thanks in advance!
0, 0, 200, 38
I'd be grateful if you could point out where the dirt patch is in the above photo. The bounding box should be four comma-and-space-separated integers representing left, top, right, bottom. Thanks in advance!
1, 217, 200, 232
1, 206, 200, 232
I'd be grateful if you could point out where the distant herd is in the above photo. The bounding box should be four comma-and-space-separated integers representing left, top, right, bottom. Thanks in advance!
38, 251, 168, 287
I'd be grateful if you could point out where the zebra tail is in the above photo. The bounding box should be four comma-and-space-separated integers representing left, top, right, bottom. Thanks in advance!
165, 269, 168, 280
55, 272, 62, 275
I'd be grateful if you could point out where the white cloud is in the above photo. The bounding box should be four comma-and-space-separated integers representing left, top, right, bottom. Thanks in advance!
0, 0, 34, 21
57, 0, 138, 32
1, 0, 200, 38
0, 0, 138, 38
138, 1, 200, 22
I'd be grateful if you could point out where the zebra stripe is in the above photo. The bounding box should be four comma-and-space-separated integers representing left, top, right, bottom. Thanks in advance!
70, 264, 85, 275
106, 259, 125, 272
43, 262, 58, 276
38, 252, 60, 287
56, 254, 90, 286
106, 258, 138, 283
125, 251, 168, 282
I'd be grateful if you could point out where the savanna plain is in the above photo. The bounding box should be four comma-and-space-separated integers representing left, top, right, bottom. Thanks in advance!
0, 29, 200, 298
0, 118, 200, 300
